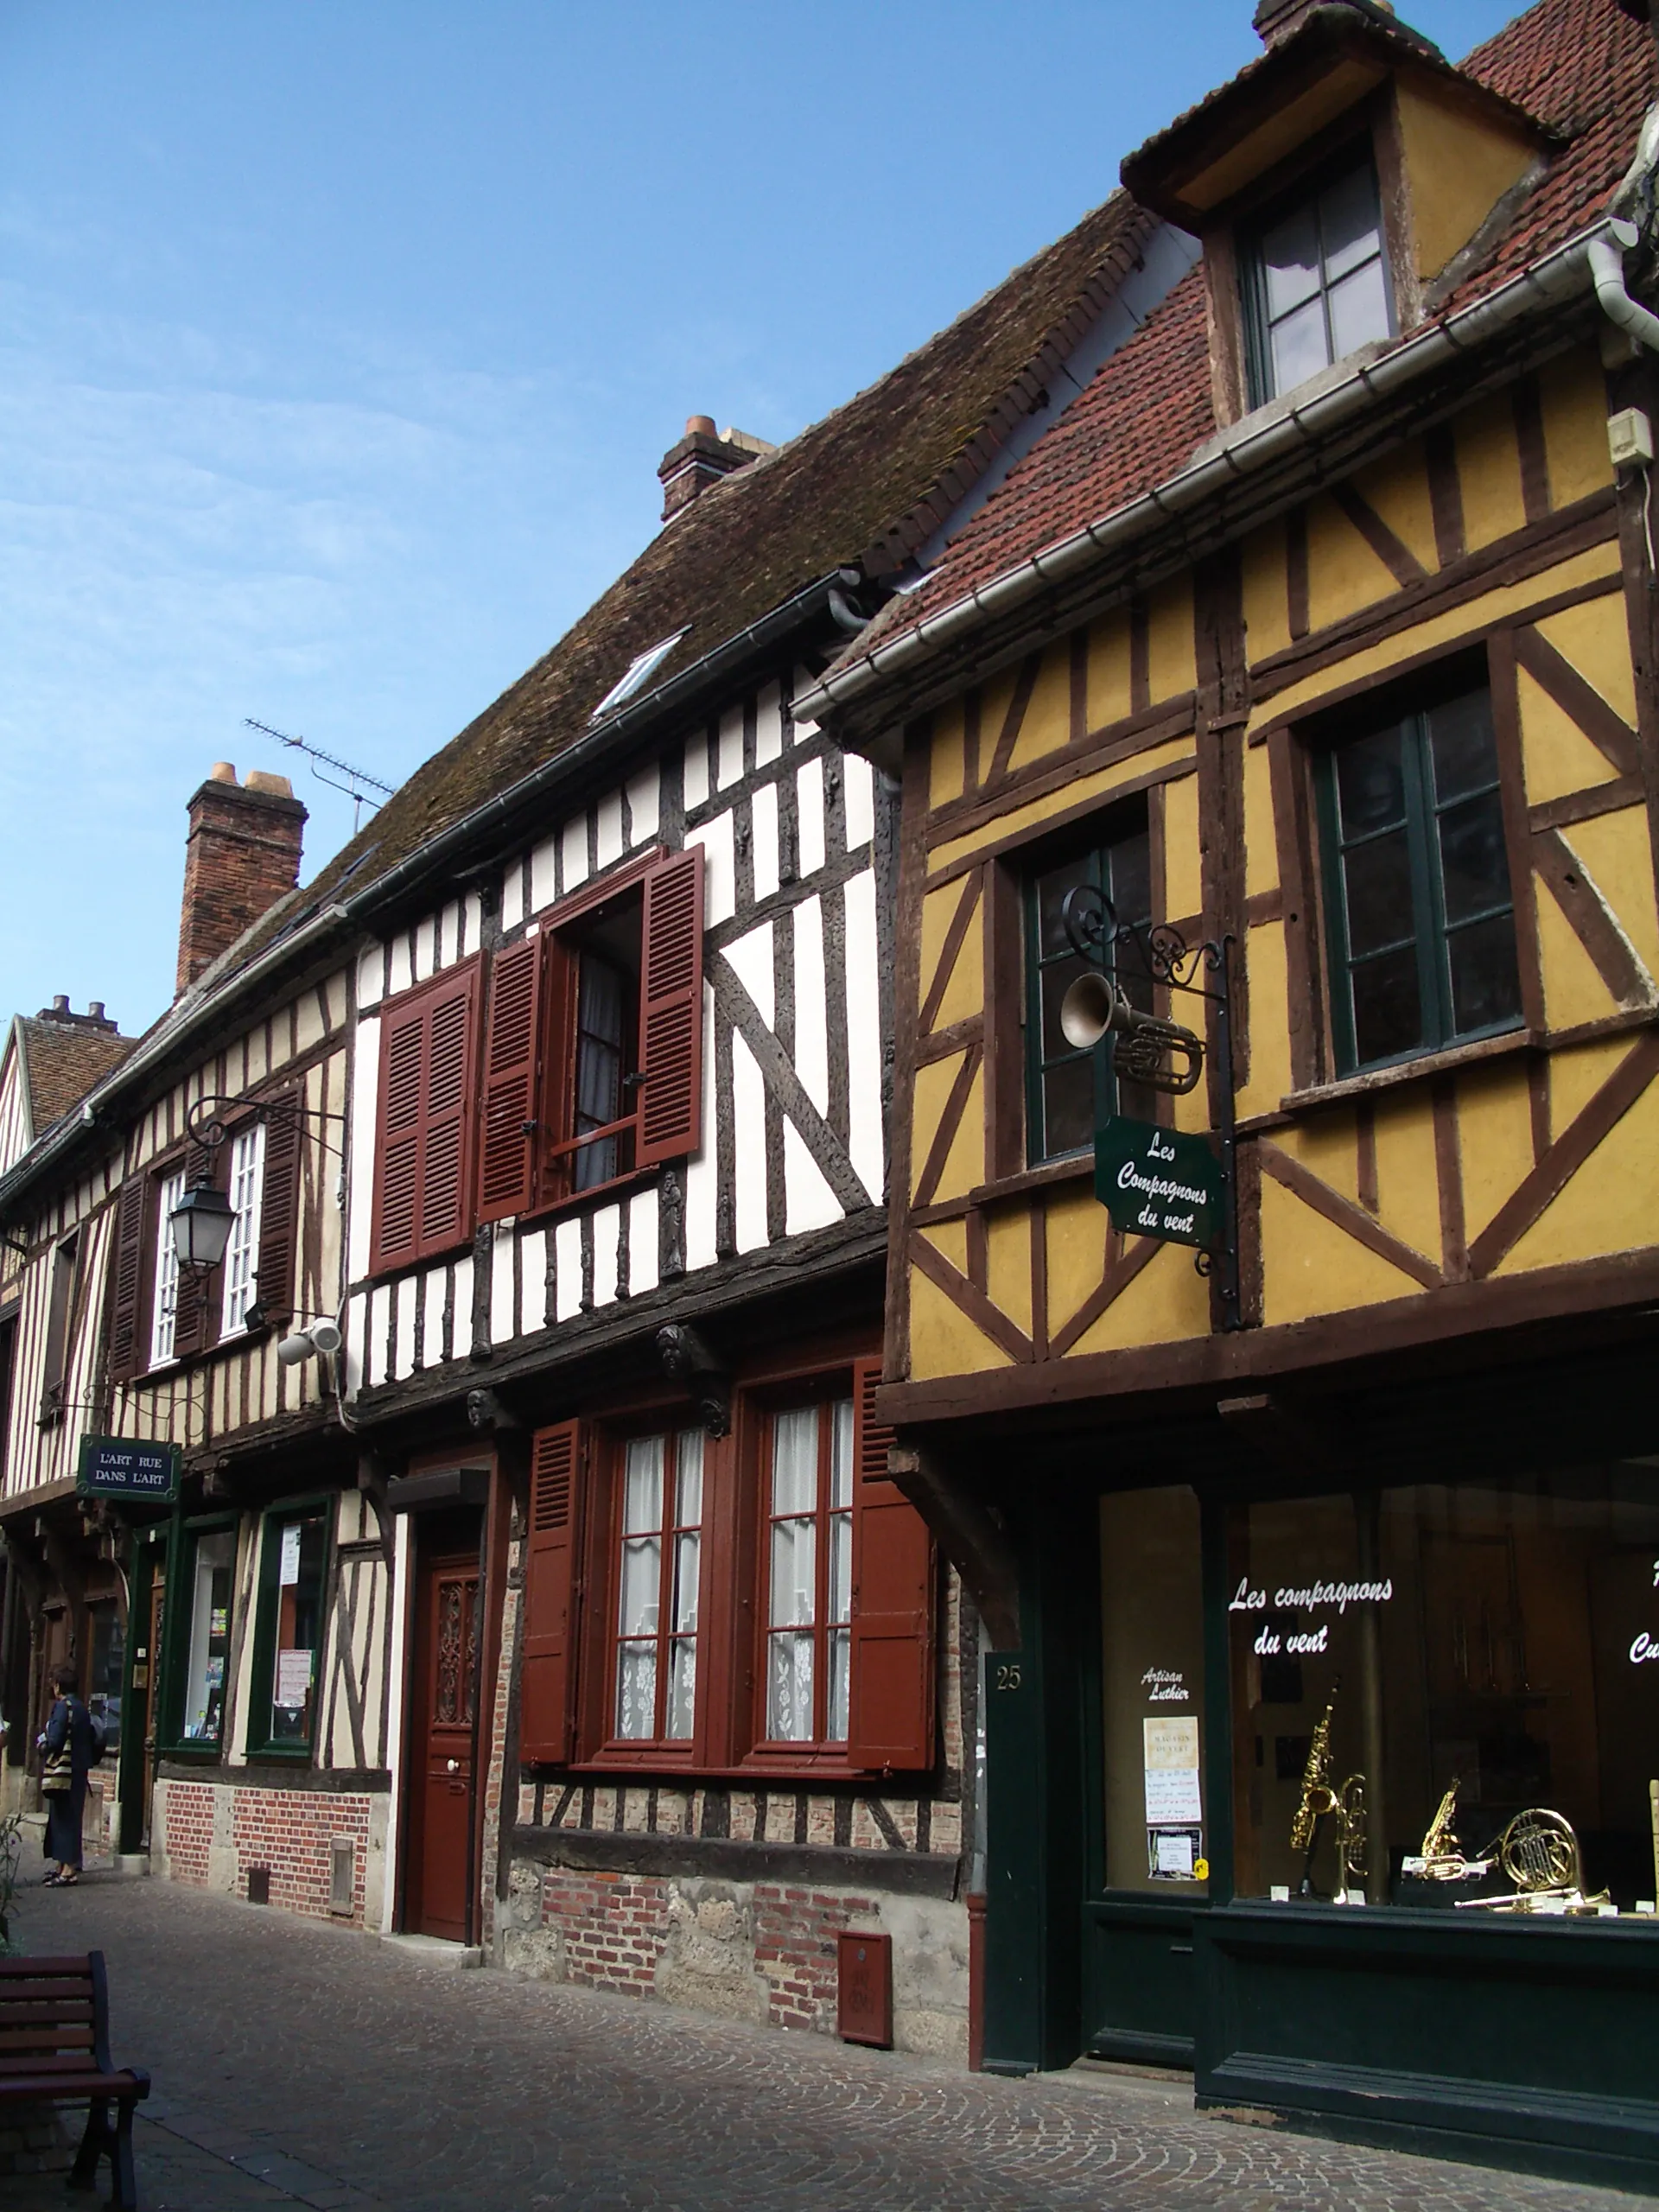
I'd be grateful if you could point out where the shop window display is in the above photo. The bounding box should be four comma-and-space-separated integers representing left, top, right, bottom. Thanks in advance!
1101, 1486, 1208, 1893
180, 1529, 236, 1745
1229, 1469, 1659, 1916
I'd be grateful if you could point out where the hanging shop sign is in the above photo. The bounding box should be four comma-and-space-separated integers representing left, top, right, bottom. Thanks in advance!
76, 1434, 181, 1504
1094, 1116, 1224, 1249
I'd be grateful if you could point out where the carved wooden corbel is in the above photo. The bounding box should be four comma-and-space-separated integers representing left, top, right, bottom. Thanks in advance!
887, 1442, 1021, 1651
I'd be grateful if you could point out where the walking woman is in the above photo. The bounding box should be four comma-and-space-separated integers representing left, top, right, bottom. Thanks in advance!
38, 1663, 94, 1886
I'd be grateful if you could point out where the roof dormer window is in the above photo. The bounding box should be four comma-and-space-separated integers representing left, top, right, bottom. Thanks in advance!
1244, 156, 1393, 404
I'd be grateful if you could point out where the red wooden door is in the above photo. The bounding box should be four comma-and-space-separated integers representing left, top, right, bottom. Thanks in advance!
407, 1550, 480, 1942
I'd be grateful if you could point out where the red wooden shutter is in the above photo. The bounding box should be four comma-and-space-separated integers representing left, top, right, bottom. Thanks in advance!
847, 1357, 935, 1773
520, 1420, 583, 1764
254, 1101, 303, 1325
369, 959, 482, 1274
636, 846, 705, 1169
170, 1138, 219, 1358
105, 1177, 149, 1382
477, 935, 543, 1224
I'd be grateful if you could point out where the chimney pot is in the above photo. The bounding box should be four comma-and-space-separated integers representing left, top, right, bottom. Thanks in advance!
685, 415, 716, 437
88, 1001, 105, 1020
657, 417, 772, 523
52, 995, 69, 1014
175, 768, 308, 997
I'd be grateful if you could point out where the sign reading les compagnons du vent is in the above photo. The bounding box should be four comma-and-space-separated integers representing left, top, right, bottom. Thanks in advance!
76, 1435, 181, 1504
1094, 1116, 1224, 1251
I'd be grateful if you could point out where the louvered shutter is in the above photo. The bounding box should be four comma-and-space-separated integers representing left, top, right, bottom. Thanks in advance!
636, 846, 705, 1168
477, 935, 543, 1224
369, 959, 482, 1274
847, 1357, 936, 1773
253, 1099, 303, 1325
170, 1138, 219, 1358
520, 1420, 582, 1764
105, 1177, 149, 1382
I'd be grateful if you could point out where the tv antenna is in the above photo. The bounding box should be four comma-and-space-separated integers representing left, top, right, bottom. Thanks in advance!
245, 718, 394, 835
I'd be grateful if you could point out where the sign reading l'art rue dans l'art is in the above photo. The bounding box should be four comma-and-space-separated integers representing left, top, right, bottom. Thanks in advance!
76, 1435, 180, 1503
1094, 1116, 1224, 1249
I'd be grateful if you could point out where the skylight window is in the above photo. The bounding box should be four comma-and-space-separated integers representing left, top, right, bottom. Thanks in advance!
590, 632, 687, 721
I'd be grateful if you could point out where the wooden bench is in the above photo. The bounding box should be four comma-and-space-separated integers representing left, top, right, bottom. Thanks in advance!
0, 1953, 149, 2209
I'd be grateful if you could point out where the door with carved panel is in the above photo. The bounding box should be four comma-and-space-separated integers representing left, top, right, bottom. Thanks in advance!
407, 1547, 480, 1941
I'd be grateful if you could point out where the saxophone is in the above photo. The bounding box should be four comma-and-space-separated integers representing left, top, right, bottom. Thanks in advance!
1414, 1779, 1491, 1882
1290, 1685, 1366, 1897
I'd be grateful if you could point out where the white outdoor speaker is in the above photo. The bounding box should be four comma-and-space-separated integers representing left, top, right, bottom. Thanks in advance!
308, 1318, 344, 1357
276, 1332, 312, 1367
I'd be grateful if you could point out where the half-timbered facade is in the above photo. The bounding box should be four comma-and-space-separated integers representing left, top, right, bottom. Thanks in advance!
801, 0, 1659, 2180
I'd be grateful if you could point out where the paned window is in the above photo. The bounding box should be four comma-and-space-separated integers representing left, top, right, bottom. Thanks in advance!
219, 1122, 267, 1336
1024, 820, 1153, 1165
251, 1506, 328, 1754
177, 1527, 235, 1746
87, 1601, 125, 1756
149, 1166, 188, 1367
1319, 682, 1522, 1073
766, 1400, 854, 1745
613, 1427, 704, 1742
1245, 160, 1392, 404
474, 844, 704, 1225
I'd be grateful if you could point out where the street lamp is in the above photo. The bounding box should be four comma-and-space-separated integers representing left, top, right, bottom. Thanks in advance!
168, 1179, 236, 1274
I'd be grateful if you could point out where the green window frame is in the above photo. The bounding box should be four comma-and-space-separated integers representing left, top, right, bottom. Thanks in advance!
246, 1497, 331, 1760
1023, 817, 1153, 1166
1241, 154, 1394, 408
1317, 677, 1523, 1077
158, 1513, 238, 1758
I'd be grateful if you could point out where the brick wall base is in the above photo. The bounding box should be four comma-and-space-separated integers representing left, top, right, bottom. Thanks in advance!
497, 1860, 968, 2059
0, 2103, 76, 2179
154, 1778, 390, 1929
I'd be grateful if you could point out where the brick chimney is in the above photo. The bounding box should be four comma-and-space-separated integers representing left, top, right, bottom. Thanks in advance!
175, 763, 307, 996
35, 996, 118, 1033
657, 415, 776, 522
1253, 0, 1395, 41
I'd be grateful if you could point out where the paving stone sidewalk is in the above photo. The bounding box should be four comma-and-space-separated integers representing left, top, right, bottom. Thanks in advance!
5, 1865, 1654, 2212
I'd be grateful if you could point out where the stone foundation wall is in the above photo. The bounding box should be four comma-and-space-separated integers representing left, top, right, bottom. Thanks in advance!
0, 2103, 76, 2181
154, 1778, 390, 1927
497, 1859, 969, 2058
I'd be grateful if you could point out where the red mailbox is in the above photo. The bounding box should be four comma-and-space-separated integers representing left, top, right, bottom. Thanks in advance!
836, 1929, 893, 2048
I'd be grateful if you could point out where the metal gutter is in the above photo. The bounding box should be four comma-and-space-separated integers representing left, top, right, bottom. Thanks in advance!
794, 219, 1630, 729
341, 572, 843, 928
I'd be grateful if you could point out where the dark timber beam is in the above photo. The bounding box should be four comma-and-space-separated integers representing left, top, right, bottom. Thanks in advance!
888, 1442, 1021, 1651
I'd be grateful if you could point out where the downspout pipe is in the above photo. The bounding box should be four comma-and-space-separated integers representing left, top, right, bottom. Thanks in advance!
1589, 219, 1659, 353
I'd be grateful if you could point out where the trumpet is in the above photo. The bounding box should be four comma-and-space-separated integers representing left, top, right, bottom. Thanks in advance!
1058, 973, 1205, 1096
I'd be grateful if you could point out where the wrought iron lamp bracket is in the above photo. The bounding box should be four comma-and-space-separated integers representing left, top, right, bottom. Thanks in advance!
1060, 884, 1242, 1332
184, 1090, 348, 1161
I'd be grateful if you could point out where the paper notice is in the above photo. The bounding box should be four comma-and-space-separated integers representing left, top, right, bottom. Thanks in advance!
279, 1524, 302, 1586
1154, 1830, 1195, 1877
275, 1647, 313, 1710
1143, 1714, 1203, 1826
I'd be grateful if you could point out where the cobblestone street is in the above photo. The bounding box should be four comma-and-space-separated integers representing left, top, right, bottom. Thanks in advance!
3, 1866, 1653, 2212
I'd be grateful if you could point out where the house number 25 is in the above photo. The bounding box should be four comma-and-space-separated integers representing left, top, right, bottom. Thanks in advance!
994, 1662, 1023, 1691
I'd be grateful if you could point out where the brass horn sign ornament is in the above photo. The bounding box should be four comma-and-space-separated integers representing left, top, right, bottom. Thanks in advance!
1057, 972, 1205, 1096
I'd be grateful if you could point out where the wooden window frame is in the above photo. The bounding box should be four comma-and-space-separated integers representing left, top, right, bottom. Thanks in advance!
35, 1230, 79, 1428
156, 1511, 238, 1762
749, 1380, 857, 1764
1237, 146, 1397, 412
245, 1495, 333, 1763
588, 1420, 709, 1764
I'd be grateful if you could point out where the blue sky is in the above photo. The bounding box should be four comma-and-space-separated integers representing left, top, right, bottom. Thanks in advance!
0, 0, 1516, 1038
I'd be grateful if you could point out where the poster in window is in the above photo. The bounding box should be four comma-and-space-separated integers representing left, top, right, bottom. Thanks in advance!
1143, 1714, 1203, 1826
275, 1647, 314, 1710
279, 1524, 302, 1586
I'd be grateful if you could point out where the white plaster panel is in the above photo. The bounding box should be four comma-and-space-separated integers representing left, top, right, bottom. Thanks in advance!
716, 703, 743, 789
731, 1033, 768, 1254
344, 1293, 370, 1402
347, 1013, 381, 1282
561, 814, 589, 892
530, 834, 559, 915
797, 756, 825, 878
463, 892, 483, 954
501, 865, 524, 935
626, 764, 660, 849
592, 1205, 620, 1309
689, 811, 735, 929
791, 896, 829, 1114
789, 667, 819, 745
754, 679, 783, 765
518, 1228, 548, 1335
843, 867, 884, 1204
393, 1277, 417, 1380
843, 751, 875, 852
627, 1190, 658, 1298
357, 944, 384, 1010
682, 988, 718, 1274
388, 937, 413, 999
683, 731, 709, 811
554, 1218, 583, 1322
595, 790, 624, 870
422, 1266, 447, 1370
784, 1122, 840, 1236
368, 1283, 391, 1389
491, 1228, 517, 1344
723, 919, 773, 1028
751, 780, 779, 902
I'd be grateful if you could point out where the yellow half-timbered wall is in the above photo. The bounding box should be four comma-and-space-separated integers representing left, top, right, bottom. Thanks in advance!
897, 339, 1658, 1393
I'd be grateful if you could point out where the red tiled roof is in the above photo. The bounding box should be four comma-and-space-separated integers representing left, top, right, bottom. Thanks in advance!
850, 0, 1651, 657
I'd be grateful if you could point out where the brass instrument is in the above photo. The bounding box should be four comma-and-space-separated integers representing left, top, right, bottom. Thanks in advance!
1413, 1780, 1492, 1883
1290, 1688, 1367, 1898
1454, 1808, 1609, 1916
1056, 973, 1205, 1096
